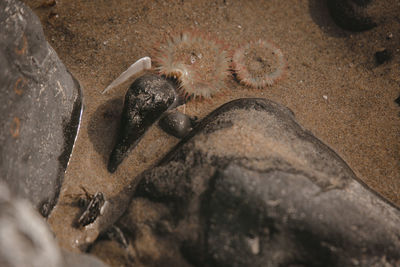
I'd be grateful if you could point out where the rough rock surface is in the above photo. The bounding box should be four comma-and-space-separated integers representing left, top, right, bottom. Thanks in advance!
0, 0, 82, 215
93, 98, 400, 266
107, 74, 176, 173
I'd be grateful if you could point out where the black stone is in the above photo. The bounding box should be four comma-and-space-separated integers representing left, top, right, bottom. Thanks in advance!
107, 74, 176, 173
106, 98, 400, 266
158, 110, 194, 139
375, 49, 392, 65
0, 0, 82, 215
395, 94, 400, 106
327, 0, 377, 31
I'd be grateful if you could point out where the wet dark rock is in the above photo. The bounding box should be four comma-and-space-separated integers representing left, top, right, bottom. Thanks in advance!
158, 110, 194, 138
0, 0, 82, 215
107, 74, 176, 173
327, 0, 377, 31
103, 98, 400, 266
374, 49, 392, 65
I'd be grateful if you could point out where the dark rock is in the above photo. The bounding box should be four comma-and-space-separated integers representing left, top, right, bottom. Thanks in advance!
203, 164, 400, 267
107, 74, 176, 173
101, 225, 129, 249
104, 98, 400, 266
62, 250, 109, 267
327, 0, 377, 31
89, 239, 135, 267
0, 0, 82, 215
158, 110, 194, 138
395, 94, 400, 106
375, 49, 392, 65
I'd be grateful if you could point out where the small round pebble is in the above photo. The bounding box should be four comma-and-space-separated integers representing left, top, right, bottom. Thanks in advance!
375, 49, 392, 65
158, 110, 193, 139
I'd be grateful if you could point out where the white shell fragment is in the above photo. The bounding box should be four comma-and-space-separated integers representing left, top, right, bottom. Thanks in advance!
102, 56, 152, 94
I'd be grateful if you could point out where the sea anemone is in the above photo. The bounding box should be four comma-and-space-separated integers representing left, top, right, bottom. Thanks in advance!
232, 39, 286, 88
153, 31, 230, 99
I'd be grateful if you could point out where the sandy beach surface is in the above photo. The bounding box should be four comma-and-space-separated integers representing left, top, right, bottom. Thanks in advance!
23, 0, 399, 253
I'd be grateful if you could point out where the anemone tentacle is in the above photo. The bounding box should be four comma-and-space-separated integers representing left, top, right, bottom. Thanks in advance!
153, 31, 230, 99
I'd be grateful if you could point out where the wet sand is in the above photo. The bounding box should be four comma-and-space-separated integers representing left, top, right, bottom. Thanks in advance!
24, 0, 399, 252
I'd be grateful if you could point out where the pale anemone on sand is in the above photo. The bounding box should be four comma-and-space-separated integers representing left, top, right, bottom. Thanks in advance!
233, 39, 286, 88
153, 31, 230, 100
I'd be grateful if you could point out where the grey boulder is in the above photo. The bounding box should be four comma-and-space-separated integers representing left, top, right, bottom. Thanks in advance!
0, 182, 64, 267
100, 98, 400, 267
0, 0, 82, 216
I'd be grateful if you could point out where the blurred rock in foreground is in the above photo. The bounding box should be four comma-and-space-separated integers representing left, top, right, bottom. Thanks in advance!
0, 182, 63, 267
92, 98, 400, 267
0, 0, 82, 216
0, 182, 109, 267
